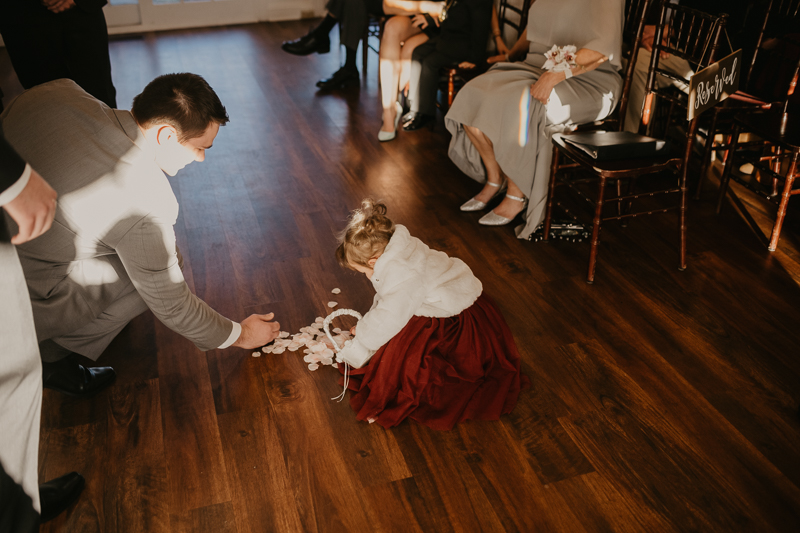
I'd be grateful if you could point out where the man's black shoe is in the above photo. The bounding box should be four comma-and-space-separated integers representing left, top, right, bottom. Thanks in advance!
40, 472, 85, 523
281, 32, 331, 56
42, 357, 116, 398
402, 113, 434, 131
316, 67, 360, 90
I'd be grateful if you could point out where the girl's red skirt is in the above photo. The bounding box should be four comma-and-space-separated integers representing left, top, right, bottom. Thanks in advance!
339, 294, 530, 430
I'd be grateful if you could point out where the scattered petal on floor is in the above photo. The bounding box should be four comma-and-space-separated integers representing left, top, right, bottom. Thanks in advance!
331, 288, 341, 294
253, 310, 358, 373
328, 301, 338, 308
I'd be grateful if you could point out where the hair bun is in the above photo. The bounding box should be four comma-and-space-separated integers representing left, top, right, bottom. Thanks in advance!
361, 198, 388, 218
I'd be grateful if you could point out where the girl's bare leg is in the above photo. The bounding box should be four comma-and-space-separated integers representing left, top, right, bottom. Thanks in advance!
380, 17, 423, 133
462, 125, 526, 219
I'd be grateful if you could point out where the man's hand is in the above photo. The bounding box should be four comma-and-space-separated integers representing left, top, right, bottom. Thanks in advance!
42, 0, 76, 13
3, 169, 58, 244
233, 313, 281, 349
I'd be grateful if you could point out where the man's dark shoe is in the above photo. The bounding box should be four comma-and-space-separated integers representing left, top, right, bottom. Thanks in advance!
39, 472, 85, 523
42, 357, 116, 398
402, 113, 434, 131
316, 67, 360, 90
281, 32, 331, 56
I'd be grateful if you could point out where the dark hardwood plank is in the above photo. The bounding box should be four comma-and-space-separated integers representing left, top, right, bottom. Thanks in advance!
558, 340, 798, 532
217, 409, 303, 533
553, 472, 678, 533
156, 322, 231, 514
103, 379, 170, 533
40, 422, 107, 533
169, 501, 238, 533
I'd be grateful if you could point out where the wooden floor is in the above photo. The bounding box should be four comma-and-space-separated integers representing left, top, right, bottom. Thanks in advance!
3, 21, 800, 533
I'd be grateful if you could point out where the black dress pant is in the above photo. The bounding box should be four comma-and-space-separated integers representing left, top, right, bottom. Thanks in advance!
0, 2, 116, 108
409, 41, 459, 117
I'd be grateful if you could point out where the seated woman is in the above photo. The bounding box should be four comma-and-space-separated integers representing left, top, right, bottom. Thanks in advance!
379, 5, 511, 141
445, 0, 623, 236
378, 9, 439, 141
401, 0, 495, 132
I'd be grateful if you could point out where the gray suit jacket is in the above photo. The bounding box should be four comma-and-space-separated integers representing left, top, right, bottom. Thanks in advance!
1, 79, 233, 351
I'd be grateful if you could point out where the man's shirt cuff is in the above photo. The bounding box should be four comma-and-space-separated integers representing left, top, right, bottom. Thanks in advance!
0, 164, 32, 206
217, 321, 242, 349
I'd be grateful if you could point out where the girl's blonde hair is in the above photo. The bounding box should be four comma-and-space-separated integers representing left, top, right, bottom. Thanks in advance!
336, 198, 395, 269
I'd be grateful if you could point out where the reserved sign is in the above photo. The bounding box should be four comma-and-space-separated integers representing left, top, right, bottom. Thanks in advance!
687, 49, 742, 121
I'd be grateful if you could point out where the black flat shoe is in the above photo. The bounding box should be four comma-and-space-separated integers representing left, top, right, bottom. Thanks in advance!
316, 67, 360, 90
40, 472, 85, 523
402, 113, 434, 131
281, 32, 331, 56
42, 357, 116, 398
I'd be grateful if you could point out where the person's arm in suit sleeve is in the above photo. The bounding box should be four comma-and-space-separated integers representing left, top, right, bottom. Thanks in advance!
0, 134, 57, 244
114, 213, 241, 351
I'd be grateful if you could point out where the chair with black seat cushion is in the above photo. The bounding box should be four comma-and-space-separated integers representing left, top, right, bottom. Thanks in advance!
715, 57, 800, 251
542, 0, 729, 283
693, 0, 800, 199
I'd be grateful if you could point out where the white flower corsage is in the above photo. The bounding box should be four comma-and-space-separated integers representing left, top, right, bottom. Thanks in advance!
543, 44, 577, 73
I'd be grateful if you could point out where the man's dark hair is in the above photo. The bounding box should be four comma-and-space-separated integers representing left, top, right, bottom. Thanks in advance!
131, 73, 229, 142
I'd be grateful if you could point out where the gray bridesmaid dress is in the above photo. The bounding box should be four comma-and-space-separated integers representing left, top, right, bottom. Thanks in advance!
445, 0, 625, 239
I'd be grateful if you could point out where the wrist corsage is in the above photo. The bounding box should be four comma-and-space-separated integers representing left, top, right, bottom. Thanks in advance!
543, 44, 577, 77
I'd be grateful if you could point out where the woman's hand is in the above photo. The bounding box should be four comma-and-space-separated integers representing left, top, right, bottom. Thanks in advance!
458, 61, 475, 69
411, 14, 429, 30
496, 38, 510, 57
530, 71, 565, 105
42, 0, 75, 13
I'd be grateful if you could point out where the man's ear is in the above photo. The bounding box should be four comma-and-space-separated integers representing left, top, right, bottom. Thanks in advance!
367, 256, 378, 267
155, 125, 178, 146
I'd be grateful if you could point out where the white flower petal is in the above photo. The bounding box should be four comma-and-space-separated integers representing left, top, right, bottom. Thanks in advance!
252, 352, 261, 357
327, 301, 338, 308
308, 363, 319, 371
331, 288, 341, 294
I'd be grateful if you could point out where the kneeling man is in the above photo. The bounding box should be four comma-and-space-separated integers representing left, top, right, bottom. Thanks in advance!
1, 74, 280, 397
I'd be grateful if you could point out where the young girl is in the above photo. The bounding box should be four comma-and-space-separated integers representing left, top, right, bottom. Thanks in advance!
334, 199, 530, 430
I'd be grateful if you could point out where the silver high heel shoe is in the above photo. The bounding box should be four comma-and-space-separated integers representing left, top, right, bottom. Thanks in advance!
378, 101, 404, 142
460, 178, 508, 212
478, 194, 528, 226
